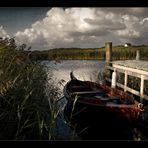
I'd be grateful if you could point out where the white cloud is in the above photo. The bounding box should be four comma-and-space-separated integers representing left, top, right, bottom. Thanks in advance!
14, 8, 148, 50
116, 15, 141, 38
15, 8, 96, 50
0, 26, 10, 38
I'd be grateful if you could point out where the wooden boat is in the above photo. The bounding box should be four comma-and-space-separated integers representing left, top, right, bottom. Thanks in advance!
63, 72, 144, 140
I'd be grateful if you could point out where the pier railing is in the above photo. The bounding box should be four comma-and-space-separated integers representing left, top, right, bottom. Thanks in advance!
106, 63, 148, 102
105, 42, 148, 103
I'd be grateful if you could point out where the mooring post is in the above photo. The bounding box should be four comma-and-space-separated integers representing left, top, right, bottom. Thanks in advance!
105, 42, 113, 85
105, 42, 112, 66
136, 50, 140, 60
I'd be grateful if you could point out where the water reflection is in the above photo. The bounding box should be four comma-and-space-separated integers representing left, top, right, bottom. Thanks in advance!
42, 60, 105, 90
41, 60, 105, 140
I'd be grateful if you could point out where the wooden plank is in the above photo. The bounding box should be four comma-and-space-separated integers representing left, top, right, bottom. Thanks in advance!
106, 65, 148, 80
124, 71, 128, 92
140, 75, 144, 102
112, 64, 148, 76
71, 86, 87, 88
107, 78, 139, 95
106, 63, 148, 101
106, 78, 148, 100
111, 69, 117, 88
111, 60, 148, 71
94, 96, 109, 100
73, 90, 104, 95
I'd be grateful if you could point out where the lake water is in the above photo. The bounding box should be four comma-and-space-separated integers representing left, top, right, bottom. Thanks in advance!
41, 60, 106, 140
42, 60, 105, 89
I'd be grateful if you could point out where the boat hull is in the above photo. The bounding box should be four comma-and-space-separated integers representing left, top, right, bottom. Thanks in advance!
64, 100, 142, 140
63, 75, 143, 139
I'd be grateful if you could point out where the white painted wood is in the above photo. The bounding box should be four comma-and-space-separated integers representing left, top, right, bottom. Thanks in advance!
111, 68, 117, 88
124, 71, 128, 92
106, 65, 148, 80
112, 64, 148, 76
140, 75, 144, 100
105, 62, 148, 101
106, 78, 148, 100
111, 60, 148, 72
106, 78, 140, 95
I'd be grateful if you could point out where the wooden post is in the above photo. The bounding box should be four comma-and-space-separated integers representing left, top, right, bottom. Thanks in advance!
105, 42, 112, 85
124, 71, 128, 92
136, 50, 140, 60
140, 75, 144, 102
111, 68, 117, 88
105, 42, 112, 66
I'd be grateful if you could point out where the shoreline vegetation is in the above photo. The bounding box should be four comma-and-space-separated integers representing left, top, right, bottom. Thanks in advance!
0, 38, 63, 140
27, 45, 148, 61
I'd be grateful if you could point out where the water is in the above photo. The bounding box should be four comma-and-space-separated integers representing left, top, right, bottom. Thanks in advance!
41, 60, 105, 140
42, 60, 105, 88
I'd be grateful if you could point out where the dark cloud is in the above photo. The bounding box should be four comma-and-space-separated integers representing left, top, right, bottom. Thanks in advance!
98, 8, 148, 18
84, 18, 126, 30
69, 29, 109, 37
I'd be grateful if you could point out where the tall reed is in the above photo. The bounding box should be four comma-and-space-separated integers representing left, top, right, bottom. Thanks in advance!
0, 39, 61, 140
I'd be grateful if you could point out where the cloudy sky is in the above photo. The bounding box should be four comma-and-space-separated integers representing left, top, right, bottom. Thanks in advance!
0, 7, 148, 50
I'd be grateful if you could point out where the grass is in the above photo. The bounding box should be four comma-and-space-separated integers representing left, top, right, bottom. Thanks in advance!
0, 38, 62, 140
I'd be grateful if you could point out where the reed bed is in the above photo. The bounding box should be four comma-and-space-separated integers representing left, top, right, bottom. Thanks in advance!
0, 39, 62, 140
47, 46, 148, 60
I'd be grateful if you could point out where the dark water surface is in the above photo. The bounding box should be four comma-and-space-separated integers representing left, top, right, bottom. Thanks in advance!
41, 60, 138, 140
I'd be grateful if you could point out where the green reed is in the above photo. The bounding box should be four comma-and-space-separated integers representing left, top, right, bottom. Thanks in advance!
0, 40, 61, 140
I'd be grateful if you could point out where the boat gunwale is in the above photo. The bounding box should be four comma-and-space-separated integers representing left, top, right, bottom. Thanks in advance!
63, 79, 144, 112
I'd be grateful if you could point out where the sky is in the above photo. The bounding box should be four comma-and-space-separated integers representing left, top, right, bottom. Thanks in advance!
0, 7, 148, 50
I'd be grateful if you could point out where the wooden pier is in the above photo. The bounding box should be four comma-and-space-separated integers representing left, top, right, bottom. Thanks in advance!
105, 42, 148, 103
